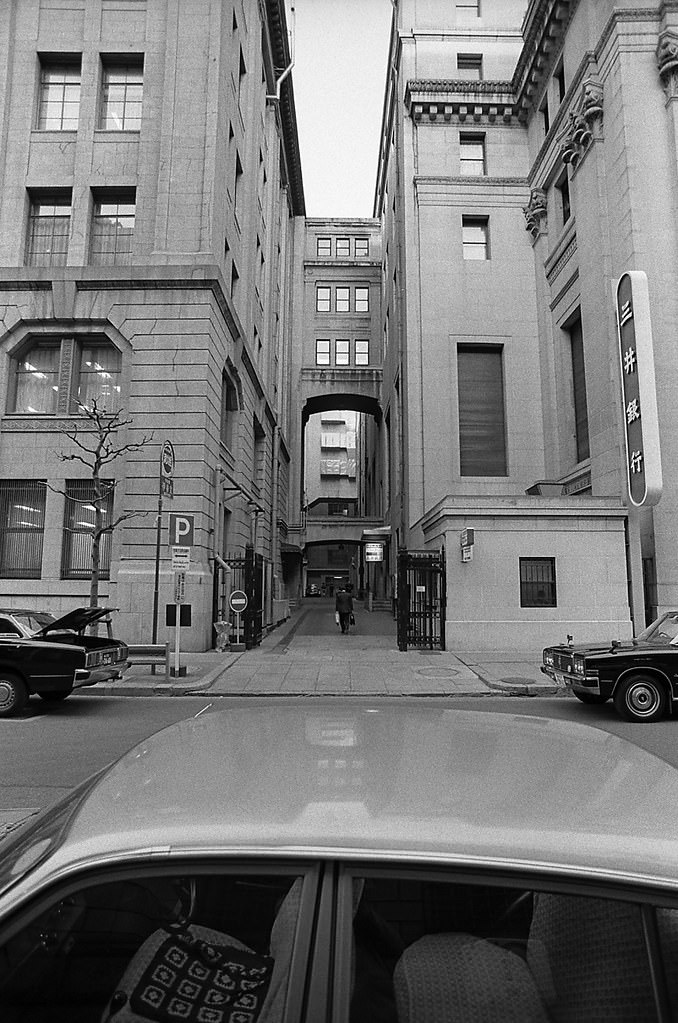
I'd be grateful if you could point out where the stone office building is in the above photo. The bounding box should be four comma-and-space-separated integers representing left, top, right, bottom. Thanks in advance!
0, 0, 303, 649
375, 0, 677, 648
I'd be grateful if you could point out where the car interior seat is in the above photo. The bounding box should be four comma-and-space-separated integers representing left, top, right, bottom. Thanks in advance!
393, 892, 674, 1023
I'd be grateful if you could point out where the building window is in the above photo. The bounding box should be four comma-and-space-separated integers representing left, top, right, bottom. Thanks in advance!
457, 54, 483, 80
316, 286, 331, 312
77, 344, 122, 410
220, 372, 238, 450
61, 479, 113, 580
460, 134, 485, 176
520, 558, 556, 607
90, 193, 135, 265
556, 173, 571, 227
355, 287, 370, 313
315, 339, 331, 365
0, 480, 46, 579
26, 194, 71, 267
335, 339, 350, 365
13, 342, 60, 413
462, 216, 489, 260
336, 237, 350, 257
317, 237, 331, 257
355, 237, 369, 257
567, 314, 590, 463
336, 287, 350, 313
37, 60, 81, 130
99, 60, 143, 130
555, 59, 566, 104
457, 345, 507, 476
11, 338, 122, 415
355, 340, 369, 365
540, 95, 550, 135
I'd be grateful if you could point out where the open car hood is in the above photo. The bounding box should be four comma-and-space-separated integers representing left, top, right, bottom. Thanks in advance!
35, 607, 115, 636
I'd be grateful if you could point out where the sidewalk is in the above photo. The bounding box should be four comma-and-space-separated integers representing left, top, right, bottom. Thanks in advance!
90, 611, 565, 699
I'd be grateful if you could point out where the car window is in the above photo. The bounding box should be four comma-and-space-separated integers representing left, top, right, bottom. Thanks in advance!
0, 868, 307, 1023
14, 612, 56, 634
339, 872, 678, 1023
639, 612, 678, 644
0, 618, 21, 636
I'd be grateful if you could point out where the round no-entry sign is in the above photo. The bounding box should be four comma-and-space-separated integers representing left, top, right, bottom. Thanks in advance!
229, 589, 248, 614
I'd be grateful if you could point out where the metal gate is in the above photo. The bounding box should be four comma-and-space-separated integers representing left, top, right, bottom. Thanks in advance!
214, 544, 264, 649
397, 548, 446, 651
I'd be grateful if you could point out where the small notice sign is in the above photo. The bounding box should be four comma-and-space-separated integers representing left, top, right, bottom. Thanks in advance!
171, 546, 191, 571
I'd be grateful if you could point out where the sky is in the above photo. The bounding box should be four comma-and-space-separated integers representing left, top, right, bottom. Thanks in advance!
287, 0, 393, 218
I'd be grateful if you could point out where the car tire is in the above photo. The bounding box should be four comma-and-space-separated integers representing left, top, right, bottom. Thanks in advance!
38, 690, 71, 703
613, 674, 667, 722
0, 673, 28, 718
573, 691, 609, 705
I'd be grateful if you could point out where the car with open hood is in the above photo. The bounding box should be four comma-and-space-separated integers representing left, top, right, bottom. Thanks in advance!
541, 609, 678, 722
0, 699, 677, 1021
0, 607, 128, 718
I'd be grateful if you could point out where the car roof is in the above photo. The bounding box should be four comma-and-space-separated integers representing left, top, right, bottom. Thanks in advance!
7, 700, 678, 892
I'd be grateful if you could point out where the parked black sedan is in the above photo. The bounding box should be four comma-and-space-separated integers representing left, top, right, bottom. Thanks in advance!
542, 610, 678, 722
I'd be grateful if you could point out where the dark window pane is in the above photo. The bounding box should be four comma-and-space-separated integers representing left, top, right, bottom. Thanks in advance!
0, 480, 46, 578
520, 557, 556, 607
568, 315, 589, 462
61, 479, 113, 579
458, 346, 507, 476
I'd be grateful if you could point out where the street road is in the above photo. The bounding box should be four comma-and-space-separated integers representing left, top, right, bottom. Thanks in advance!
2, 692, 677, 822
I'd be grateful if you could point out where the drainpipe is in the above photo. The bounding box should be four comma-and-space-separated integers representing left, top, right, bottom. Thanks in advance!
266, 2, 295, 103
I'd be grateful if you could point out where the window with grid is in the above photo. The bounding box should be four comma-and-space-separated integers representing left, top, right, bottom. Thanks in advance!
355, 340, 369, 365
460, 135, 485, 176
61, 479, 113, 580
0, 480, 46, 579
457, 345, 507, 476
355, 287, 369, 313
77, 344, 122, 410
457, 54, 483, 79
90, 194, 135, 265
315, 339, 330, 365
520, 558, 556, 607
335, 339, 350, 365
317, 237, 331, 257
316, 286, 331, 312
462, 216, 489, 260
11, 338, 122, 415
26, 194, 71, 267
13, 342, 60, 413
37, 61, 81, 130
336, 237, 350, 257
99, 60, 143, 130
355, 237, 369, 257
336, 287, 350, 313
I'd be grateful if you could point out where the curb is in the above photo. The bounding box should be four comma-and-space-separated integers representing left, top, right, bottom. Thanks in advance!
83, 652, 246, 698
483, 678, 566, 697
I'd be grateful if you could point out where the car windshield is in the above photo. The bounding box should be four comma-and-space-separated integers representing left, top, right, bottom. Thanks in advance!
638, 611, 678, 644
11, 612, 57, 634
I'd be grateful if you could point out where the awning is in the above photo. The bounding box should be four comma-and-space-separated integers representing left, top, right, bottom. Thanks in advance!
360, 526, 392, 542
280, 541, 303, 555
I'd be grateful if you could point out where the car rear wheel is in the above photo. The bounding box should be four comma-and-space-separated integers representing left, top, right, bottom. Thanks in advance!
38, 690, 71, 703
0, 673, 28, 718
613, 675, 667, 722
573, 691, 609, 705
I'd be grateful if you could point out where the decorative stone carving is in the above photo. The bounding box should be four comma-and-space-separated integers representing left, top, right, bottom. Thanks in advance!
581, 77, 603, 125
523, 188, 547, 238
657, 30, 678, 98
557, 75, 603, 169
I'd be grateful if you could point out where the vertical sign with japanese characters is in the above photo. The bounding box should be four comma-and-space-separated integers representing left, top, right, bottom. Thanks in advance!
616, 271, 662, 507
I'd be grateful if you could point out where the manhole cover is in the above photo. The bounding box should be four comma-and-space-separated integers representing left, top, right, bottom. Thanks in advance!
415, 667, 459, 679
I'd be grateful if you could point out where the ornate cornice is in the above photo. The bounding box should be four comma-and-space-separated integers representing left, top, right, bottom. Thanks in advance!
406, 80, 517, 125
514, 0, 581, 120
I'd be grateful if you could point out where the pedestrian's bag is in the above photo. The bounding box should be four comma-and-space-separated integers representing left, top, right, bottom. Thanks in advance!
335, 611, 340, 626
350, 613, 355, 625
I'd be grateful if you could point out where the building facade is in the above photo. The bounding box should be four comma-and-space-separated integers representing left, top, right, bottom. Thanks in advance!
373, 0, 676, 648
0, 0, 304, 649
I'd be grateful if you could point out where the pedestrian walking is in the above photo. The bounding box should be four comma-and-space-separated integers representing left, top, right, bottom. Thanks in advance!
335, 586, 354, 634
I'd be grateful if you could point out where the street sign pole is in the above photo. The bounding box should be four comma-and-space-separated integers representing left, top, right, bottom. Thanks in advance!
229, 590, 248, 651
152, 441, 175, 647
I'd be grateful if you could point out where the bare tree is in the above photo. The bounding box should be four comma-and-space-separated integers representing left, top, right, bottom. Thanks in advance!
55, 400, 153, 607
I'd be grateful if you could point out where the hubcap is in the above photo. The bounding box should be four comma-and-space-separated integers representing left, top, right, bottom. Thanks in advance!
0, 680, 15, 711
628, 683, 659, 716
